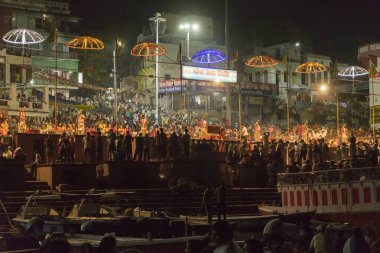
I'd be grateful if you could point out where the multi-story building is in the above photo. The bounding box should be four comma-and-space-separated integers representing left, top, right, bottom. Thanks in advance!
0, 0, 80, 118
243, 43, 335, 99
129, 12, 279, 124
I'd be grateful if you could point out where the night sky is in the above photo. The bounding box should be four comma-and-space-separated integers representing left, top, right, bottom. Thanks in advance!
68, 0, 380, 65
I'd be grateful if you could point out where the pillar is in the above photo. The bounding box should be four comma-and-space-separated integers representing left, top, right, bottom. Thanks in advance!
43, 86, 49, 104
9, 83, 16, 101
22, 67, 26, 84
5, 63, 10, 85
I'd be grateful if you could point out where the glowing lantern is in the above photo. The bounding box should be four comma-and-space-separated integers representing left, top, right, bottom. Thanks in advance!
130, 42, 166, 57
295, 62, 327, 73
3, 28, 45, 45
67, 36, 105, 50
245, 55, 279, 68
191, 49, 226, 64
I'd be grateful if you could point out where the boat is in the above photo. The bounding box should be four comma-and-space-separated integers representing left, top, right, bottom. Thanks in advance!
12, 191, 189, 238
259, 166, 380, 225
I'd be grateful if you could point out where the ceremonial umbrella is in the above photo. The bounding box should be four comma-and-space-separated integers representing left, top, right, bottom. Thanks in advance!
245, 55, 279, 68
295, 62, 327, 73
191, 49, 226, 64
67, 36, 105, 68
130, 42, 166, 57
3, 28, 45, 64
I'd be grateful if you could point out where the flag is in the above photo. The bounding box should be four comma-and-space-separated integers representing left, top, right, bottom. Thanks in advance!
45, 28, 57, 44
177, 42, 182, 63
282, 53, 288, 66
369, 63, 377, 79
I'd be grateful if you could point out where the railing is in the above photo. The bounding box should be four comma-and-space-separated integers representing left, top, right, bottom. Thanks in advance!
277, 167, 380, 185
30, 49, 78, 59
32, 102, 43, 109
19, 101, 29, 108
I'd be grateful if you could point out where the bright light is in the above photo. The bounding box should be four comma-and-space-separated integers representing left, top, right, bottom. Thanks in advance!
320, 84, 328, 92
30, 79, 34, 84
184, 24, 190, 29
215, 78, 221, 83
3, 28, 45, 45
192, 24, 199, 30
295, 42, 300, 47
179, 24, 184, 29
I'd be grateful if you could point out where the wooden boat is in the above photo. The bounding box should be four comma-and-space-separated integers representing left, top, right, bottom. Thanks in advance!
259, 166, 380, 225
12, 191, 188, 238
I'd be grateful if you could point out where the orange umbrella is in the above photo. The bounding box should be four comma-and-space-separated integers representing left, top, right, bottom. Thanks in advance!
245, 55, 279, 68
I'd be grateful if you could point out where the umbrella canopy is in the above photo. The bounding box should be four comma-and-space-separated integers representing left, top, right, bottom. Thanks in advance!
130, 42, 166, 57
191, 49, 226, 64
295, 62, 327, 73
245, 55, 279, 68
337, 66, 368, 78
3, 28, 45, 45
67, 36, 105, 50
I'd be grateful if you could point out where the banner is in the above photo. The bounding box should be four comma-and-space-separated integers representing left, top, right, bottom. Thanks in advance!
159, 79, 278, 96
182, 66, 237, 83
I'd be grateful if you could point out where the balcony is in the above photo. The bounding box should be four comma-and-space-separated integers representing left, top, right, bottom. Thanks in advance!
30, 49, 78, 60
3, 45, 78, 60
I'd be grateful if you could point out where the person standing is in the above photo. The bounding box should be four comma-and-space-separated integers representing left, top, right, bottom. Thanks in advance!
133, 133, 144, 161
202, 184, 214, 224
96, 128, 103, 163
143, 133, 150, 162
44, 134, 54, 164
158, 128, 167, 159
183, 128, 191, 158
107, 129, 116, 161
125, 130, 133, 161
309, 225, 329, 253
216, 182, 226, 221
83, 132, 91, 162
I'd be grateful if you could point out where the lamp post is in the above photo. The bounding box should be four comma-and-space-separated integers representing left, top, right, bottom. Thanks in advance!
179, 23, 199, 60
149, 13, 166, 124
284, 42, 300, 137
179, 23, 199, 126
113, 39, 124, 131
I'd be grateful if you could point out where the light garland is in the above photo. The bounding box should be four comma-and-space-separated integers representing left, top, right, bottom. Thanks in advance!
191, 49, 226, 64
245, 55, 279, 68
130, 42, 166, 57
67, 36, 105, 50
3, 28, 45, 45
295, 62, 327, 73
338, 66, 368, 78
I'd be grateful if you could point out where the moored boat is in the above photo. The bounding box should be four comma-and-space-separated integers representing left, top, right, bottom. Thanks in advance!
259, 166, 380, 225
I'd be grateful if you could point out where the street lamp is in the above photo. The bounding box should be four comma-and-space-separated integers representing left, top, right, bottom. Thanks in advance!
149, 13, 166, 124
179, 22, 199, 60
113, 38, 124, 130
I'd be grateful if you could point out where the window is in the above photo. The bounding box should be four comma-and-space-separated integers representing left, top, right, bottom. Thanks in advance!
342, 188, 347, 205
35, 18, 42, 29
317, 72, 322, 83
364, 187, 371, 203
165, 74, 171, 80
275, 48, 280, 58
290, 191, 295, 206
301, 73, 307, 85
311, 74, 315, 83
331, 189, 338, 205
284, 72, 288, 83
352, 188, 360, 204
283, 191, 288, 206
313, 190, 318, 206
297, 191, 302, 206
276, 71, 280, 85
255, 72, 261, 83
304, 190, 310, 206
264, 70, 268, 83
322, 190, 328, 206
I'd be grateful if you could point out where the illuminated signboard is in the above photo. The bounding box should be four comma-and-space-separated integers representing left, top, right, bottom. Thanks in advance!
182, 66, 237, 83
